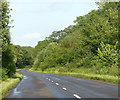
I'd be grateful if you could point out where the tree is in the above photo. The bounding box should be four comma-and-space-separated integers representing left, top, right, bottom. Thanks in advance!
97, 41, 118, 66
1, 0, 15, 79
13, 45, 34, 68
32, 2, 119, 76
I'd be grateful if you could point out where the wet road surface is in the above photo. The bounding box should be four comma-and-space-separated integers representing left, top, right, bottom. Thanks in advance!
6, 69, 118, 99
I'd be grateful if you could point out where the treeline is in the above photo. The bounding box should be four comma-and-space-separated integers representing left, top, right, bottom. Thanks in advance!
2, 43, 34, 80
32, 2, 119, 76
12, 45, 34, 69
0, 0, 33, 80
1, 1, 119, 81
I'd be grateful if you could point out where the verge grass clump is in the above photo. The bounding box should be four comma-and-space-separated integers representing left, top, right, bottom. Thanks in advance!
30, 66, 118, 84
0, 73, 23, 99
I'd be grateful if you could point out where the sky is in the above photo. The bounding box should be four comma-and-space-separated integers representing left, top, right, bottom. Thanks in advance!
9, 0, 98, 47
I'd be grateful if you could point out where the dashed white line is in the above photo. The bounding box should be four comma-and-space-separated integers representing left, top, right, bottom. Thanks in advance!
55, 83, 59, 85
62, 87, 67, 91
73, 94, 81, 99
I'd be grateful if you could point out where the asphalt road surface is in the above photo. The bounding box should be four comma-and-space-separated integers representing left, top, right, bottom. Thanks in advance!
6, 69, 118, 99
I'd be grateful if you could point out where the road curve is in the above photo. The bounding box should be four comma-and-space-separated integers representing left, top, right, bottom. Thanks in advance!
5, 69, 118, 99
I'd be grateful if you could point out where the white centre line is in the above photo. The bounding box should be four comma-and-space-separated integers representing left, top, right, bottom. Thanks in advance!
55, 83, 59, 85
62, 87, 67, 91
73, 94, 81, 99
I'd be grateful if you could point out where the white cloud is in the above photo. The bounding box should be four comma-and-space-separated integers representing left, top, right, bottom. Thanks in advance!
49, 3, 68, 12
21, 33, 43, 39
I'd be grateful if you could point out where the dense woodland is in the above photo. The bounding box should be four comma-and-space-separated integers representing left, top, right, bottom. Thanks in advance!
0, 1, 119, 81
32, 2, 119, 76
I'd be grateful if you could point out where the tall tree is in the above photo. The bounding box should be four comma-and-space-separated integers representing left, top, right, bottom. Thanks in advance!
1, 0, 15, 79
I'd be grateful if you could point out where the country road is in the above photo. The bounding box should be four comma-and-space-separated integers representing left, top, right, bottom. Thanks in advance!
6, 69, 118, 99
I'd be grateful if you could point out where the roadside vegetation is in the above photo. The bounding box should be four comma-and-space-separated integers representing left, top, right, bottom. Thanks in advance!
30, 67, 118, 84
0, 0, 30, 98
1, 0, 33, 81
0, 73, 22, 99
31, 2, 119, 84
0, 1, 119, 99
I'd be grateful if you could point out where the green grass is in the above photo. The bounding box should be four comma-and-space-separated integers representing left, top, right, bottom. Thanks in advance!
29, 67, 119, 84
16, 68, 27, 71
0, 73, 23, 99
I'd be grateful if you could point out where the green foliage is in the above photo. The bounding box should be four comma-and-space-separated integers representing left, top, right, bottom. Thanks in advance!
33, 40, 50, 58
31, 2, 119, 80
1, 1, 13, 51
2, 45, 16, 77
13, 45, 34, 68
1, 0, 16, 79
2, 68, 8, 81
46, 25, 73, 42
1, 73, 22, 99
97, 41, 118, 66
30, 68, 118, 84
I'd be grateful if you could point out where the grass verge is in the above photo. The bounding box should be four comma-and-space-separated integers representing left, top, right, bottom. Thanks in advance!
29, 69, 118, 85
16, 68, 27, 71
0, 73, 23, 99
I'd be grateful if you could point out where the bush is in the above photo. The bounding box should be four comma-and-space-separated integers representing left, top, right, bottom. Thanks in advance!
2, 47, 16, 78
97, 41, 118, 66
2, 68, 8, 81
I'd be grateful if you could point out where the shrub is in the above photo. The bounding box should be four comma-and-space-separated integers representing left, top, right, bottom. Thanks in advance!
2, 68, 8, 81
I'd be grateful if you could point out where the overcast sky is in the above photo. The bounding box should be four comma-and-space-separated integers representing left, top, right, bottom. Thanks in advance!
9, 0, 98, 47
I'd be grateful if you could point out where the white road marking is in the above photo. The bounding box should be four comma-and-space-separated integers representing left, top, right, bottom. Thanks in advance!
46, 78, 48, 79
73, 94, 81, 99
55, 83, 59, 85
51, 81, 54, 82
62, 87, 67, 90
